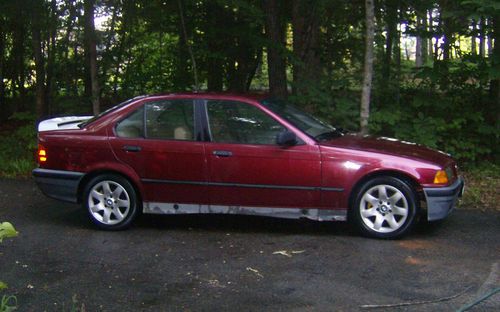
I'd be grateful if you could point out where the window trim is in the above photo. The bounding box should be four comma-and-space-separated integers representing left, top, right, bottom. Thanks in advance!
113, 106, 146, 139
114, 98, 204, 142
201, 99, 304, 146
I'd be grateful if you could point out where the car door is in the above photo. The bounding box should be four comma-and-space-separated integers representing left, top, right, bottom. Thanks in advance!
109, 98, 208, 206
203, 99, 321, 208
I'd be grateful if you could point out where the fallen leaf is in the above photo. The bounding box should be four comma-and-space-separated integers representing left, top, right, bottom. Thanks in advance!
272, 250, 292, 257
0, 222, 18, 242
272, 250, 306, 257
246, 267, 264, 278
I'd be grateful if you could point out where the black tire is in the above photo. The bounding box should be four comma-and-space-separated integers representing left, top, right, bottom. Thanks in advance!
350, 176, 418, 239
83, 174, 140, 230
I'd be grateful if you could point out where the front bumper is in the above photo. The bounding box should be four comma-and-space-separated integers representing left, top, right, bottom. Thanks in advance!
423, 177, 464, 221
32, 168, 84, 203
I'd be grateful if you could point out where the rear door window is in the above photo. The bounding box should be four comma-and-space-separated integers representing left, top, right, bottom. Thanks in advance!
145, 100, 195, 141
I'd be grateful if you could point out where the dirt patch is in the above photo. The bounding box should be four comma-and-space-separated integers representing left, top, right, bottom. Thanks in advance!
405, 256, 431, 266
398, 239, 435, 250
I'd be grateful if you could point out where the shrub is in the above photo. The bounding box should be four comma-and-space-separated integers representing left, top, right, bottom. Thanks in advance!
0, 222, 18, 312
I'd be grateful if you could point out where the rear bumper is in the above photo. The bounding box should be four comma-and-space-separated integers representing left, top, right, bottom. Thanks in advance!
423, 177, 464, 221
32, 168, 84, 203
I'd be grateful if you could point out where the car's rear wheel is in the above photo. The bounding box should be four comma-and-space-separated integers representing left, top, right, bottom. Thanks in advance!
351, 176, 418, 239
83, 174, 139, 230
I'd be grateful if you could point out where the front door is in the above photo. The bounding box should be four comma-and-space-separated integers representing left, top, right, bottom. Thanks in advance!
203, 99, 321, 209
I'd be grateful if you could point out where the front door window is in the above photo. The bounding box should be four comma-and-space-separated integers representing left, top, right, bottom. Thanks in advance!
206, 100, 285, 145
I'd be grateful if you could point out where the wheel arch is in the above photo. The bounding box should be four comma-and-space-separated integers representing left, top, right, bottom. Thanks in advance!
77, 169, 142, 204
348, 169, 422, 214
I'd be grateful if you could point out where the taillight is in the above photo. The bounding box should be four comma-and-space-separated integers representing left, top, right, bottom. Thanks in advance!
38, 145, 47, 163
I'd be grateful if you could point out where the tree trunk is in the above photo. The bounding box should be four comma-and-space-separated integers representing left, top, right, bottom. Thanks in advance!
31, 0, 47, 118
479, 17, 486, 57
206, 2, 224, 91
84, 0, 100, 115
12, 7, 27, 103
383, 0, 398, 82
434, 14, 441, 60
292, 0, 321, 100
45, 0, 57, 114
264, 0, 288, 98
177, 0, 199, 91
360, 0, 375, 135
405, 41, 411, 61
429, 9, 435, 60
487, 18, 493, 57
62, 0, 76, 96
422, 13, 428, 64
227, 29, 261, 93
440, 6, 452, 61
471, 19, 477, 56
101, 4, 118, 96
113, 3, 131, 97
415, 14, 423, 67
393, 7, 402, 91
246, 48, 262, 91
490, 15, 500, 124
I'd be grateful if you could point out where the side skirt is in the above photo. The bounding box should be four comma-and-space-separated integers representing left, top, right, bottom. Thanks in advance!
143, 202, 347, 221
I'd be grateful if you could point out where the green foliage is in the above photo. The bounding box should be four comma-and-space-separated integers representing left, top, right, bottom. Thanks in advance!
0, 0, 498, 165
0, 222, 18, 312
370, 59, 498, 163
64, 295, 86, 312
0, 296, 17, 312
0, 222, 18, 243
0, 114, 37, 177
460, 162, 500, 210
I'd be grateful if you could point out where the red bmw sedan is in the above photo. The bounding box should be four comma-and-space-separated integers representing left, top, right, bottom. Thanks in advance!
33, 93, 464, 238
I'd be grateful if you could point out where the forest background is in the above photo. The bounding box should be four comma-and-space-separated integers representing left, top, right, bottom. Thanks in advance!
0, 0, 498, 209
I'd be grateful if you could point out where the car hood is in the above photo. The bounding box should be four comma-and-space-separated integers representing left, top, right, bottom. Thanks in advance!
38, 116, 93, 132
320, 133, 453, 166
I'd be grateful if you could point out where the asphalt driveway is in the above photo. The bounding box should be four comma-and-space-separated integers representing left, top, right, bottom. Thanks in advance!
0, 178, 499, 311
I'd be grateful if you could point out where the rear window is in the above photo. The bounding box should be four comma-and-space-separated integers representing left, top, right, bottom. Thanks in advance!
79, 96, 146, 128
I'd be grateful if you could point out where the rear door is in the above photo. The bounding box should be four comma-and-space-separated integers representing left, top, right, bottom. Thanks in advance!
203, 99, 321, 208
109, 98, 208, 206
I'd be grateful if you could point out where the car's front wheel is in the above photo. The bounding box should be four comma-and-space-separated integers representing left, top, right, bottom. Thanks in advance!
351, 176, 418, 239
83, 174, 139, 230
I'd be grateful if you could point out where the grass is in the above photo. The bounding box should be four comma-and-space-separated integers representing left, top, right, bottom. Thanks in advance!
460, 163, 500, 211
0, 159, 34, 179
0, 295, 17, 312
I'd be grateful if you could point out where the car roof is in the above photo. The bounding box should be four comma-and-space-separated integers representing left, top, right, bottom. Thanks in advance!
141, 92, 269, 102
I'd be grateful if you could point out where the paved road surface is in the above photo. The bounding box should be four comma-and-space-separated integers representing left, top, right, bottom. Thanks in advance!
0, 178, 499, 311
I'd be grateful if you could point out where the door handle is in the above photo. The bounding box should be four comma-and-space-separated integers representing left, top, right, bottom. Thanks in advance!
122, 145, 141, 152
213, 150, 233, 157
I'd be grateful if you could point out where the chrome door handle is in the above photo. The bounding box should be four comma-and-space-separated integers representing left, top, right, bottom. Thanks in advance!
213, 150, 232, 157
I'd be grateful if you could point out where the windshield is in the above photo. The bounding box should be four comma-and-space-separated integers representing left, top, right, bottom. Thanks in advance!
261, 98, 342, 140
78, 96, 146, 128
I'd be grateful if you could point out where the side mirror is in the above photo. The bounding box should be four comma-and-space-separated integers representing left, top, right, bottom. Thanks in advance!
276, 130, 297, 146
